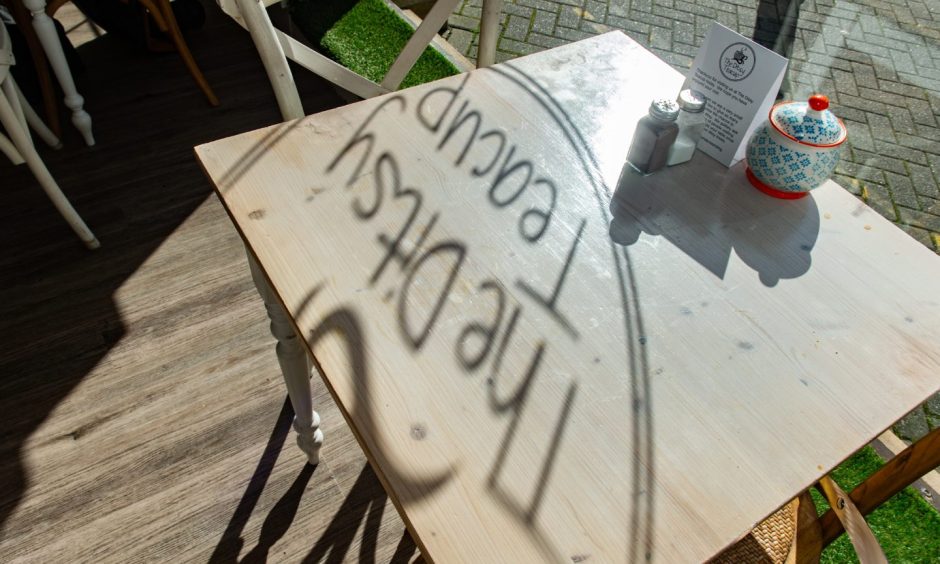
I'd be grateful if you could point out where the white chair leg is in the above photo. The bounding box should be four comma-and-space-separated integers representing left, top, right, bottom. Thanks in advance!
478, 0, 503, 67
0, 131, 24, 164
232, 0, 304, 121
1, 78, 31, 145
0, 87, 99, 249
22, 0, 95, 146
13, 78, 61, 149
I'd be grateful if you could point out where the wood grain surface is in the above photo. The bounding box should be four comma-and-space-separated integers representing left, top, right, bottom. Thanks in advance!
197, 32, 940, 562
0, 4, 419, 562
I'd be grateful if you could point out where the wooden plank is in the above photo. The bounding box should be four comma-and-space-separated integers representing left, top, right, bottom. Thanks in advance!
0, 6, 415, 561
794, 491, 824, 564
197, 32, 940, 562
875, 429, 940, 499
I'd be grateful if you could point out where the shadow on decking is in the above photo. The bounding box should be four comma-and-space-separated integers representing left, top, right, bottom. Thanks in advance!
209, 398, 421, 563
0, 0, 342, 545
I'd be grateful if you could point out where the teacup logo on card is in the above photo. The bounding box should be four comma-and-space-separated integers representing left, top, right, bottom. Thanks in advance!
719, 43, 756, 82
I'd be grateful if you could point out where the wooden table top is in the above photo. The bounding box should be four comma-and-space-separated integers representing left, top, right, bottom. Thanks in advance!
196, 32, 940, 562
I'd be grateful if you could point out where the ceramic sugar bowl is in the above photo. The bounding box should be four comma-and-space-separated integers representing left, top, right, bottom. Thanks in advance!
745, 94, 847, 199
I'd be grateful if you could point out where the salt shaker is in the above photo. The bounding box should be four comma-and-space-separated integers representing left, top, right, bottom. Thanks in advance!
666, 89, 707, 166
627, 99, 680, 175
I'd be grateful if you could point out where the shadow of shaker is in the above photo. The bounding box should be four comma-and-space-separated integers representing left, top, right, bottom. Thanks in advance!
608, 154, 820, 287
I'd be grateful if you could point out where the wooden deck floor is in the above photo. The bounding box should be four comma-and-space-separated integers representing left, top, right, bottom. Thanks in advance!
0, 4, 417, 562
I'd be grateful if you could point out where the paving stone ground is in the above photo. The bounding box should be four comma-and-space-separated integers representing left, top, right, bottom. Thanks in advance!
443, 0, 940, 439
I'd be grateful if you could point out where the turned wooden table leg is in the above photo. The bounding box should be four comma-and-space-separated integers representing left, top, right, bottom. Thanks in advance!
247, 251, 323, 464
21, 0, 95, 145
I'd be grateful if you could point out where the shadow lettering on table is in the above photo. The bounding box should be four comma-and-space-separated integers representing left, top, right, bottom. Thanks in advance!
323, 81, 582, 557
494, 62, 658, 562
315, 66, 658, 562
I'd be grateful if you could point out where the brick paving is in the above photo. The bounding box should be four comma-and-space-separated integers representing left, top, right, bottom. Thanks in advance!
445, 0, 940, 252
443, 0, 940, 438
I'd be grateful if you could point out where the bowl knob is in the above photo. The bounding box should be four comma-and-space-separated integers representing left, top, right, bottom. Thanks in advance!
808, 94, 829, 111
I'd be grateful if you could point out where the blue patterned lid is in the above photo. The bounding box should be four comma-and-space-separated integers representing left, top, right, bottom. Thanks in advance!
770, 95, 847, 147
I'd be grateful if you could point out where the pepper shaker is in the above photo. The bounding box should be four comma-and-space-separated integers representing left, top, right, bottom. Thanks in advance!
627, 99, 680, 175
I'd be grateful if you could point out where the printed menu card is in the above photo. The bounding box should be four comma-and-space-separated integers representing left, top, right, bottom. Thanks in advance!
686, 22, 789, 167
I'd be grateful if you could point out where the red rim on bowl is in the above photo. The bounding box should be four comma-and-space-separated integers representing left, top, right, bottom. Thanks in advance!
746, 167, 810, 199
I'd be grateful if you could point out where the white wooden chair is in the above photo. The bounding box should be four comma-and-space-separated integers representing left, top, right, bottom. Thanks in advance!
1, 22, 99, 249
217, 0, 503, 120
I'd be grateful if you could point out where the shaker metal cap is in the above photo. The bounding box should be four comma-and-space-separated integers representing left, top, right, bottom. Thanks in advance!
649, 99, 679, 121
677, 89, 706, 112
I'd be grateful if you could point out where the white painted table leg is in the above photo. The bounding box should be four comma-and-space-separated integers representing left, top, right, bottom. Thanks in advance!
21, 0, 95, 145
478, 0, 503, 68
247, 251, 323, 464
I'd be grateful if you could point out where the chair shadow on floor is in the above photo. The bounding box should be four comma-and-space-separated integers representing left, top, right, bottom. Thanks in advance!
0, 0, 347, 546
209, 398, 421, 564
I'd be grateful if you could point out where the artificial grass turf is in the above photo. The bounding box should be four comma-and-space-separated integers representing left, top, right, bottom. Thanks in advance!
287, 0, 460, 87
812, 446, 940, 563
317, 0, 460, 89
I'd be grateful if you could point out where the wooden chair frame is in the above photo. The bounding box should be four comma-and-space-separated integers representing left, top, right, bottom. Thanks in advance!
716, 426, 940, 563
217, 0, 503, 121
791, 427, 940, 563
134, 0, 219, 105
